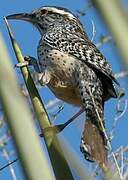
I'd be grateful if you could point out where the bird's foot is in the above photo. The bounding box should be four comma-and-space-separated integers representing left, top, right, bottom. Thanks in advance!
14, 56, 40, 73
14, 61, 29, 68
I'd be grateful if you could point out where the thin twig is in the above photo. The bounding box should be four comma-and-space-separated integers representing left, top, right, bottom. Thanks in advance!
40, 108, 84, 137
123, 166, 128, 179
60, 108, 84, 130
0, 158, 18, 172
45, 98, 61, 110
96, 35, 112, 48
115, 71, 128, 79
92, 164, 102, 178
49, 104, 64, 120
2, 149, 18, 180
108, 146, 128, 160
91, 20, 96, 42
0, 134, 11, 146
111, 99, 128, 139
120, 146, 124, 177
75, 2, 93, 18
93, 145, 128, 178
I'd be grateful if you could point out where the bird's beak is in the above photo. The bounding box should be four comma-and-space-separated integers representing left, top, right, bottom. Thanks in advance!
6, 13, 34, 22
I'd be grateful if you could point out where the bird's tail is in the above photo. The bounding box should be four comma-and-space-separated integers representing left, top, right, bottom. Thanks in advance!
80, 110, 108, 170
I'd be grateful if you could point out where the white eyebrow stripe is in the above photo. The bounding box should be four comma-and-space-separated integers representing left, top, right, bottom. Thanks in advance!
43, 7, 75, 19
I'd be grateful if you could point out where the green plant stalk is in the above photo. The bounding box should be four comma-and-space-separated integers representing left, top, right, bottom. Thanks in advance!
0, 32, 53, 180
93, 0, 128, 67
5, 18, 74, 179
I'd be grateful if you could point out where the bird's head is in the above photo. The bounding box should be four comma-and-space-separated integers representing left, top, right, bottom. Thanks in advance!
6, 6, 85, 35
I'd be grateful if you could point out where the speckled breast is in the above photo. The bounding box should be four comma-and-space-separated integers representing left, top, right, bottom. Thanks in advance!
37, 42, 81, 106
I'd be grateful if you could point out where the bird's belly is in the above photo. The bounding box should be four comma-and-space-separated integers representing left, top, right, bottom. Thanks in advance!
48, 80, 81, 106
38, 44, 81, 105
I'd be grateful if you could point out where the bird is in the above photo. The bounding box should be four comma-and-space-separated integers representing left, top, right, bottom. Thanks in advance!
6, 6, 119, 170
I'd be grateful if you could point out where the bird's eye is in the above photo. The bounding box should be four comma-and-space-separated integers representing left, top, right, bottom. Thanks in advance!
41, 9, 48, 15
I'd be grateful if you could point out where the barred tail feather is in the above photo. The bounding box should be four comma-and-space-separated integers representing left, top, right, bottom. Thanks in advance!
80, 117, 108, 170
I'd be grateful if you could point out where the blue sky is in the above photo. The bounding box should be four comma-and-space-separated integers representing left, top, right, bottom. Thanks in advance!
0, 0, 128, 179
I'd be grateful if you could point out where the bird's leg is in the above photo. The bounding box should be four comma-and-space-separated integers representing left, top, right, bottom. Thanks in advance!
40, 108, 84, 137
15, 56, 41, 73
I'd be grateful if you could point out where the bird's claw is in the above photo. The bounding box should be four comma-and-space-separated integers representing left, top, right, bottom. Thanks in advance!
14, 61, 29, 68
14, 56, 40, 73
14, 56, 32, 68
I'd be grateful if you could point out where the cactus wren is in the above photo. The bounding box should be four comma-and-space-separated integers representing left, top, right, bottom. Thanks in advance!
7, 6, 119, 168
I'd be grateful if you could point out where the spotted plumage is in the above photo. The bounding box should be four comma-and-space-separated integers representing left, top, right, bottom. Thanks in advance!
7, 6, 119, 169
